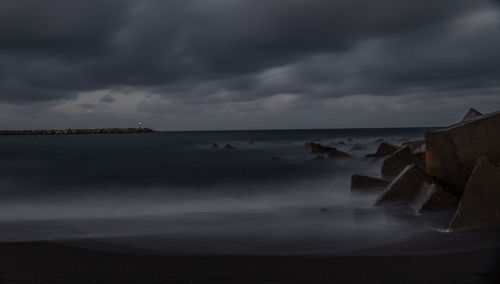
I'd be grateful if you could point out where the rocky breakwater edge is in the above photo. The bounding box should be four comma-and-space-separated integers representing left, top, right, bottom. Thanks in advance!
351, 108, 500, 230
0, 128, 158, 135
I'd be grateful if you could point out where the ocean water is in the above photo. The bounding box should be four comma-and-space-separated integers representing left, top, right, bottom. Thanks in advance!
1, 128, 498, 255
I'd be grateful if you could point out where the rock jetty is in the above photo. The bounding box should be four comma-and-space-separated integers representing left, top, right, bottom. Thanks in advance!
0, 128, 157, 135
351, 108, 500, 230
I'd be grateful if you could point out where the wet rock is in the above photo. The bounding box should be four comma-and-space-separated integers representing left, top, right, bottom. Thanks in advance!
381, 147, 417, 180
328, 149, 352, 159
306, 142, 351, 158
350, 143, 367, 151
372, 138, 385, 144
224, 144, 236, 150
411, 143, 427, 172
351, 175, 390, 192
376, 165, 436, 206
403, 140, 425, 152
425, 110, 500, 195
461, 108, 483, 122
376, 164, 455, 211
366, 142, 401, 158
410, 182, 458, 213
211, 143, 219, 149
305, 142, 334, 153
449, 157, 500, 230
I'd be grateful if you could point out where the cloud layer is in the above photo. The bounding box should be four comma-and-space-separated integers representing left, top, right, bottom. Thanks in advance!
1, 0, 499, 129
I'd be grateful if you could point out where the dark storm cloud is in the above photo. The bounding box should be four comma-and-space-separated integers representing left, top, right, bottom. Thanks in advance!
0, 0, 499, 109
0, 0, 131, 54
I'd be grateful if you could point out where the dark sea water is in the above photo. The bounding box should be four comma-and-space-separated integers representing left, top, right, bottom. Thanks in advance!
1, 128, 499, 255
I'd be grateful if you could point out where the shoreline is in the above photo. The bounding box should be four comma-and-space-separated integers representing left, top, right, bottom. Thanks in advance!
0, 240, 498, 283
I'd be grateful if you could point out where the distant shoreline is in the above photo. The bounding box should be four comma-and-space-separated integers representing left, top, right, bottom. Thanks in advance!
0, 128, 157, 135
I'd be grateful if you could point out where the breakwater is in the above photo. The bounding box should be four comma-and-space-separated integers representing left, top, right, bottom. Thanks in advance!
0, 128, 157, 135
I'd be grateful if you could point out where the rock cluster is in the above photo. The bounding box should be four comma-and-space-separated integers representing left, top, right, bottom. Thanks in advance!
0, 128, 157, 135
351, 108, 500, 230
425, 109, 500, 196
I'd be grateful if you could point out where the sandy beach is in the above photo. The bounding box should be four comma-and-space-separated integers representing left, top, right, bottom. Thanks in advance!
0, 238, 499, 283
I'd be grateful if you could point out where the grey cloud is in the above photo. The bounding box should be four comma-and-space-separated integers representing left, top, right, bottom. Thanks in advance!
0, 0, 131, 55
77, 103, 96, 110
99, 95, 116, 103
0, 0, 499, 129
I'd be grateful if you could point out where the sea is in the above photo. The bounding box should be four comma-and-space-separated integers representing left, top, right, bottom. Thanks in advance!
0, 128, 499, 255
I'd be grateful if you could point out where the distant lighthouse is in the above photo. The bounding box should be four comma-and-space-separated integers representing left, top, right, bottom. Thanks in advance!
138, 121, 143, 129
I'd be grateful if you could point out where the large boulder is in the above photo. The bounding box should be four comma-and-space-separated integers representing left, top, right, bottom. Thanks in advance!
376, 165, 431, 206
410, 182, 458, 213
460, 108, 483, 122
449, 157, 500, 230
328, 149, 352, 159
376, 164, 456, 212
305, 142, 335, 153
366, 142, 400, 158
412, 143, 426, 172
351, 175, 390, 192
425, 110, 500, 196
381, 147, 419, 180
403, 140, 425, 152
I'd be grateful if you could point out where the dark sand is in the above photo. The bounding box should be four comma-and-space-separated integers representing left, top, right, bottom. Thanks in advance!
0, 241, 499, 283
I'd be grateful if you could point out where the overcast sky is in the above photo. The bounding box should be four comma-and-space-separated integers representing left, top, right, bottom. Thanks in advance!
1, 0, 499, 130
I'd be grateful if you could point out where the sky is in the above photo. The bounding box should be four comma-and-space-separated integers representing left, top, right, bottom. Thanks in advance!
1, 0, 500, 130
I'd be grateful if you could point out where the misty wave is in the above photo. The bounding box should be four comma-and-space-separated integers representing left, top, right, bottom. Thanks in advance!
2, 128, 480, 255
